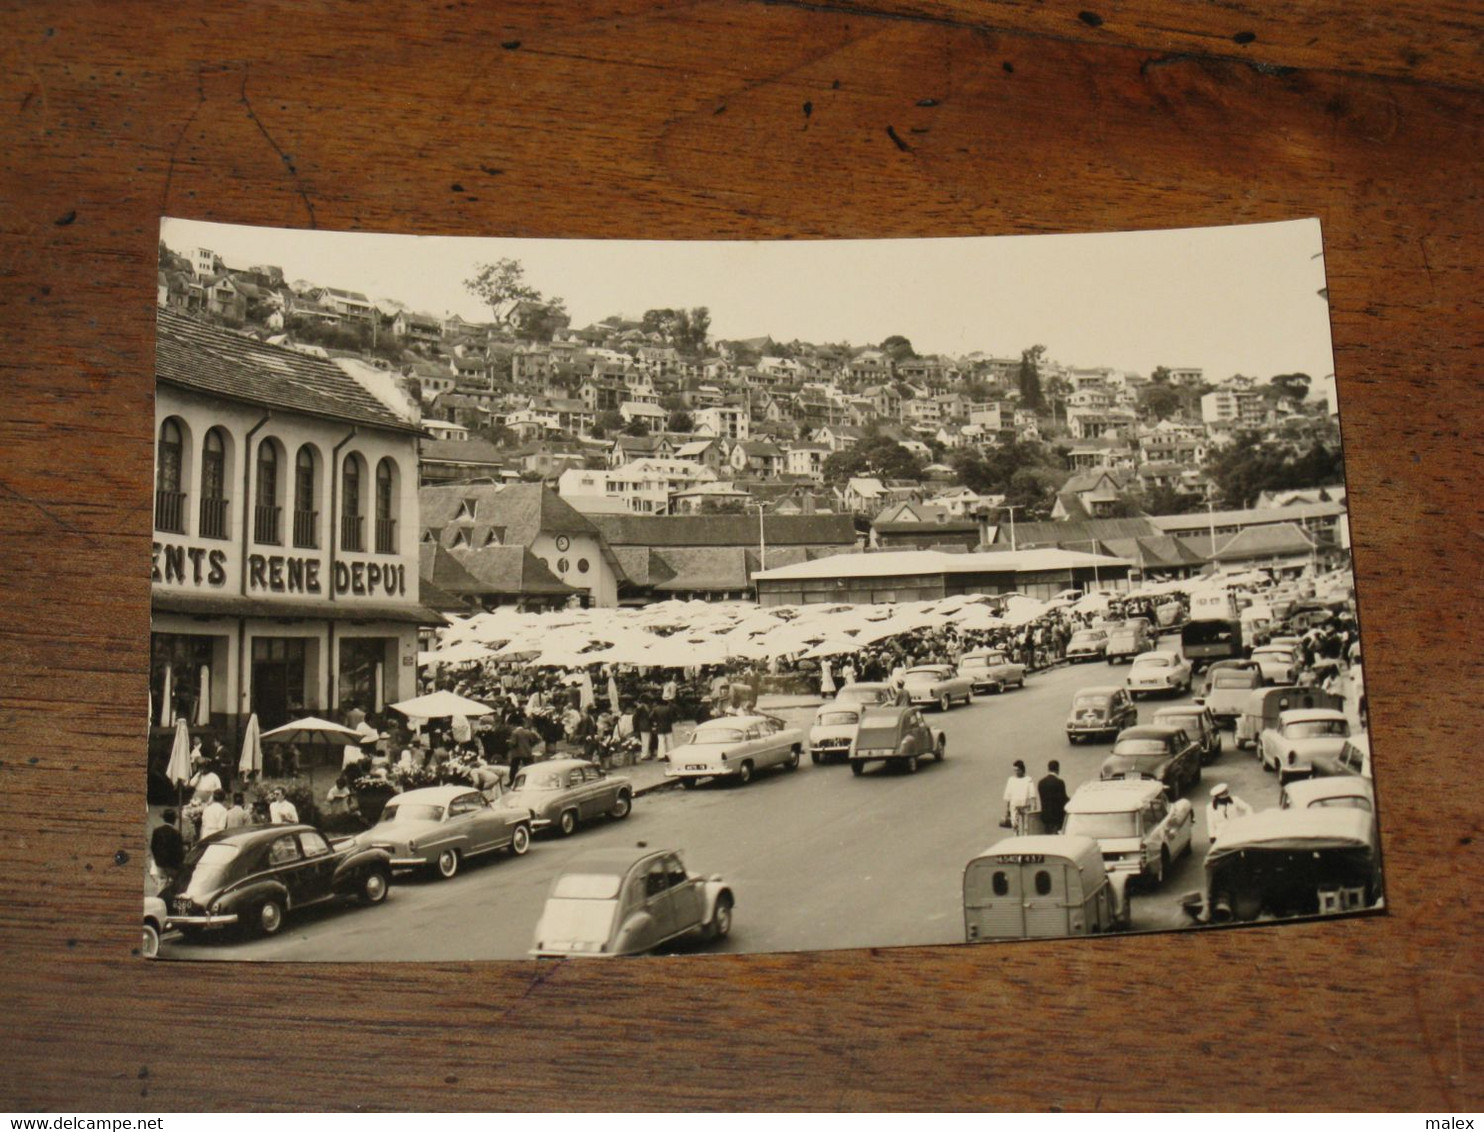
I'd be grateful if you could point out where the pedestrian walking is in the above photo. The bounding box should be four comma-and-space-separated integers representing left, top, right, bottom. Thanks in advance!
1037, 760, 1070, 836
652, 699, 675, 759
1205, 783, 1253, 843
633, 698, 654, 762
150, 810, 185, 892
1002, 760, 1039, 836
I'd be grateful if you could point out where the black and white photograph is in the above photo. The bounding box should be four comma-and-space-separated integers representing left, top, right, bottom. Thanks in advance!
145, 216, 1376, 962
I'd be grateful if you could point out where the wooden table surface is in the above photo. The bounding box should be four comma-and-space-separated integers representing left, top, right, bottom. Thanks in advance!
1, 0, 1478, 1112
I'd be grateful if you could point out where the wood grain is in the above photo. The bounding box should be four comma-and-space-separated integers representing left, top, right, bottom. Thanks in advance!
0, 0, 1478, 1112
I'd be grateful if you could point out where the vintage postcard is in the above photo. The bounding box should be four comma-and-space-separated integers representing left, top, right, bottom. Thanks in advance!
145, 218, 1376, 961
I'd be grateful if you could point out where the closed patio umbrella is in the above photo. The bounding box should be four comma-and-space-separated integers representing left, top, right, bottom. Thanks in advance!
238, 712, 263, 778
165, 717, 193, 827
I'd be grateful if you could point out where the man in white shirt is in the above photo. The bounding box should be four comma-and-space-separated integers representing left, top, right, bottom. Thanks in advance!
268, 788, 299, 824
1002, 760, 1039, 835
1205, 783, 1253, 843
189, 763, 222, 806
199, 789, 229, 839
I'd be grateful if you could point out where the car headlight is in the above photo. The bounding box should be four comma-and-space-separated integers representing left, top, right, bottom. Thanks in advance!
407, 839, 418, 852
209, 901, 221, 915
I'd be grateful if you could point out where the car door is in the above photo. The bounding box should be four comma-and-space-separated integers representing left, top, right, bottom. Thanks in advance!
639, 857, 676, 943
664, 853, 703, 935
293, 829, 339, 902
265, 832, 309, 907
459, 790, 505, 851
444, 791, 487, 852
1143, 795, 1175, 865
578, 766, 609, 819
1116, 690, 1135, 729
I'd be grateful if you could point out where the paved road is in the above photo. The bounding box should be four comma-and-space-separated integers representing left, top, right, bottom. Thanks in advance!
161, 651, 1295, 962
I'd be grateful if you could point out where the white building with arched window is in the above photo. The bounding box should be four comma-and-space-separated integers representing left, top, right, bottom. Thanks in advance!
151, 310, 441, 768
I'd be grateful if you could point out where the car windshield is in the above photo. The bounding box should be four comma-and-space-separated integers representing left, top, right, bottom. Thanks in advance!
1065, 812, 1138, 839
691, 727, 746, 745
1133, 655, 1172, 667
378, 802, 444, 823
1112, 740, 1170, 757
512, 771, 563, 791
816, 711, 858, 727
1284, 719, 1349, 738
961, 657, 990, 669
904, 668, 945, 679
1073, 695, 1110, 711
1257, 649, 1294, 662
1213, 672, 1255, 688
180, 843, 240, 898
837, 687, 889, 705
1310, 796, 1372, 811
1157, 713, 1197, 730
1070, 632, 1104, 645
551, 873, 622, 899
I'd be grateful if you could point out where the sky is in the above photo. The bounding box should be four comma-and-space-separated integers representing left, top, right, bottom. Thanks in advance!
161, 217, 1336, 399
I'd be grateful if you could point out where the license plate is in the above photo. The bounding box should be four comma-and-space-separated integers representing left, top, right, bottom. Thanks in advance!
173, 898, 193, 914
685, 764, 708, 771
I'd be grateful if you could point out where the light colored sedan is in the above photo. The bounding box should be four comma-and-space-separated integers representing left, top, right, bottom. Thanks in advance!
353, 784, 532, 879
507, 758, 634, 836
958, 650, 1026, 693
1260, 708, 1352, 785
1125, 652, 1193, 699
665, 713, 804, 787
1251, 645, 1300, 685
901, 665, 974, 711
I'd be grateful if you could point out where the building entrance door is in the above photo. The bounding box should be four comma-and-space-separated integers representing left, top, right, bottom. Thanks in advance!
251, 637, 309, 730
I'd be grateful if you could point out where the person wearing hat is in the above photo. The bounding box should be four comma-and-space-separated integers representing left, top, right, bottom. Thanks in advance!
1205, 783, 1253, 843
1002, 760, 1039, 836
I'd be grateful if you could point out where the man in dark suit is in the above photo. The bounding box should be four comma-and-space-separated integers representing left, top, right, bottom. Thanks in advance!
1037, 760, 1070, 836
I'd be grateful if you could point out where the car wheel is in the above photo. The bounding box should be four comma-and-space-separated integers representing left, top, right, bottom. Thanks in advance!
711, 895, 734, 941
679, 777, 697, 789
359, 868, 389, 905
785, 748, 800, 772
510, 823, 532, 854
810, 750, 820, 766
1156, 846, 1170, 887
935, 736, 946, 761
436, 848, 461, 879
905, 754, 919, 774
558, 809, 579, 836
736, 761, 754, 785
142, 921, 160, 959
851, 761, 864, 777
1067, 734, 1079, 746
939, 694, 951, 713
609, 792, 631, 820
965, 690, 974, 705
255, 897, 285, 937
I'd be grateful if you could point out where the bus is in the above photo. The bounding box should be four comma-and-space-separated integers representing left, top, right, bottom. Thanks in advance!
1180, 618, 1245, 668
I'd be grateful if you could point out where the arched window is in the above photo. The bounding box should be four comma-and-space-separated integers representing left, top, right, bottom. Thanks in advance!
374, 458, 398, 555
200, 427, 230, 539
155, 419, 186, 533
293, 446, 318, 549
341, 454, 364, 552
254, 441, 281, 544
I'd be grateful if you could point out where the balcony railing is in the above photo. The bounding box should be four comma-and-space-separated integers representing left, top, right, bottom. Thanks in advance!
254, 504, 282, 545
341, 514, 364, 553
375, 518, 397, 555
293, 509, 318, 549
199, 496, 230, 540
155, 489, 187, 534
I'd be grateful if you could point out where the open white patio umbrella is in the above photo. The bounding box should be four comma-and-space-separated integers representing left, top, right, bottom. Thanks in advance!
237, 712, 263, 778
388, 690, 494, 719
258, 716, 365, 743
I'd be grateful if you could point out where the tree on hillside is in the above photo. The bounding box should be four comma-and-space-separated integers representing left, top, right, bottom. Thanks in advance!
1203, 431, 1346, 507
880, 335, 916, 364
949, 440, 1067, 506
668, 409, 694, 432
1136, 482, 1206, 516
821, 436, 925, 485
464, 258, 568, 341
1265, 372, 1312, 403
1139, 382, 1183, 421
1018, 345, 1047, 411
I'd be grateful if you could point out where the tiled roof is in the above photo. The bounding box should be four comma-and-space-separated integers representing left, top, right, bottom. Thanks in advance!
155, 309, 419, 433
998, 518, 1160, 547
1149, 502, 1346, 533
588, 513, 857, 548
420, 438, 508, 466
420, 483, 598, 546
1210, 522, 1317, 561
651, 547, 752, 592
1099, 536, 1208, 569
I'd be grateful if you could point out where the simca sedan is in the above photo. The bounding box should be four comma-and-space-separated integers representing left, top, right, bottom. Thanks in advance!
355, 784, 534, 876
1281, 774, 1374, 813
664, 714, 804, 787
530, 847, 734, 957
1250, 645, 1300, 686
848, 704, 946, 776
1065, 629, 1109, 663
831, 682, 909, 709
1065, 686, 1138, 743
958, 650, 1026, 694
1260, 708, 1352, 785
1104, 622, 1155, 664
809, 703, 863, 765
1063, 779, 1195, 888
963, 835, 1128, 941
507, 758, 633, 836
142, 894, 169, 959
1099, 725, 1202, 799
1199, 663, 1265, 728
1125, 651, 1193, 698
162, 824, 392, 940
1152, 704, 1222, 764
901, 665, 974, 711
1234, 686, 1342, 751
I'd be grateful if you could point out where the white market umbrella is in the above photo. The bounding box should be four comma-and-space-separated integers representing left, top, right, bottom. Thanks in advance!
258, 716, 366, 743
158, 664, 173, 728
607, 672, 621, 711
238, 712, 263, 777
389, 690, 494, 719
166, 716, 194, 786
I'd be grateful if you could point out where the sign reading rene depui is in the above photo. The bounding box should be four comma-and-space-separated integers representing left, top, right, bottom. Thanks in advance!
146, 217, 1377, 962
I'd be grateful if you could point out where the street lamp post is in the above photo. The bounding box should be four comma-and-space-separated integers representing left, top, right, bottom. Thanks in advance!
1000, 504, 1024, 552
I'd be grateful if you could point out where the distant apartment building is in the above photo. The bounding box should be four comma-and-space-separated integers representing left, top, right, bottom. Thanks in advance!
1201, 388, 1266, 429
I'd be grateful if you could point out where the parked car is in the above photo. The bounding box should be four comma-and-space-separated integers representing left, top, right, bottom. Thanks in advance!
1259, 708, 1352, 785
1199, 663, 1265, 728
1250, 645, 1301, 686
1062, 779, 1195, 888
1153, 704, 1222, 764
664, 714, 804, 787
1234, 686, 1343, 751
848, 704, 946, 776
958, 650, 1026, 693
1065, 686, 1138, 744
1104, 622, 1155, 664
163, 824, 392, 940
1189, 809, 1382, 924
901, 664, 974, 711
1065, 629, 1109, 663
1099, 725, 1202, 799
1180, 617, 1245, 669
1281, 775, 1374, 813
355, 784, 534, 876
142, 894, 169, 959
831, 682, 909, 709
530, 847, 733, 957
963, 835, 1128, 941
808, 703, 864, 765
1310, 735, 1372, 781
1125, 651, 1193, 699
507, 758, 634, 834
